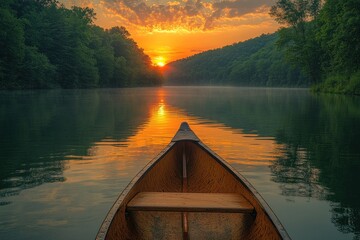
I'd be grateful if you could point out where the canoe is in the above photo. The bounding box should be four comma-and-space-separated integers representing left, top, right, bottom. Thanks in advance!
96, 122, 290, 240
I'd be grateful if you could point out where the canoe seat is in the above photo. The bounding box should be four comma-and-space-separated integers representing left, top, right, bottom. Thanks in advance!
127, 192, 254, 213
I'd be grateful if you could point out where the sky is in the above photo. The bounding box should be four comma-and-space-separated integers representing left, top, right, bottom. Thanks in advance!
60, 0, 280, 66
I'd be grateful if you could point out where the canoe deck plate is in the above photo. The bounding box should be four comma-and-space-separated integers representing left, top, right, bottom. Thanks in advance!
171, 122, 200, 142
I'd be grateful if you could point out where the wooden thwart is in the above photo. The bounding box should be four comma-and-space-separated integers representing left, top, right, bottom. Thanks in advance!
127, 192, 254, 213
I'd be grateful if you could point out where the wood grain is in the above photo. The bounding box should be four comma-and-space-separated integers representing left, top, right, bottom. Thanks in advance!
127, 192, 254, 213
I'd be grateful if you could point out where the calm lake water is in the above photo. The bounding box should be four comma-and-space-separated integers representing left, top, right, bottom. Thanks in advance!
0, 87, 359, 239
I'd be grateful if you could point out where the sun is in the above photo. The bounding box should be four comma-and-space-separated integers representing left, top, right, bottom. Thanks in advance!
157, 61, 166, 67
153, 56, 166, 67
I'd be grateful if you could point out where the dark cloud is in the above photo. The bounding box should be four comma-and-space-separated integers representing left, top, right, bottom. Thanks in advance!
101, 0, 272, 30
204, 0, 271, 29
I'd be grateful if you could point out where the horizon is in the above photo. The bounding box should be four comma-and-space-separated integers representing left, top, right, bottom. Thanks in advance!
59, 0, 281, 66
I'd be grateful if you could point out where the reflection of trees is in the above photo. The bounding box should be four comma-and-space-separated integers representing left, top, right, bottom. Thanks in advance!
271, 94, 360, 238
0, 161, 66, 206
165, 87, 360, 237
165, 87, 309, 136
331, 203, 360, 235
270, 146, 327, 200
0, 89, 157, 204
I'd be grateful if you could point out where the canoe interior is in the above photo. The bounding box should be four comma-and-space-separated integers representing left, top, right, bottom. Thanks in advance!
100, 141, 286, 240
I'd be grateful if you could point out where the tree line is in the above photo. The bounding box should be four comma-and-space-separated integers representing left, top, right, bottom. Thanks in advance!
165, 0, 360, 94
270, 0, 360, 94
0, 0, 163, 89
164, 33, 310, 87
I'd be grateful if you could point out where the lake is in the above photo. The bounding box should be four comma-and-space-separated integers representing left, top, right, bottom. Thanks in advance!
0, 87, 359, 239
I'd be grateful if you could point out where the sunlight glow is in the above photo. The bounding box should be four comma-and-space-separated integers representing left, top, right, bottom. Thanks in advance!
153, 56, 166, 67
63, 89, 288, 187
157, 62, 166, 67
58, 0, 281, 62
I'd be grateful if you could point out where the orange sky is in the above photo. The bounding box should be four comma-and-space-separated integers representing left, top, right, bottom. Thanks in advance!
61, 0, 280, 66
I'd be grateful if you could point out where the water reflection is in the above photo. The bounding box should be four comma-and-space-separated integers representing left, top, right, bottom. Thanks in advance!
270, 93, 360, 237
0, 89, 158, 203
270, 146, 327, 199
162, 87, 360, 238
0, 87, 359, 239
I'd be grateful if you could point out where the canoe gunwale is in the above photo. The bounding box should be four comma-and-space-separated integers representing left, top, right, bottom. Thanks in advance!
95, 122, 291, 240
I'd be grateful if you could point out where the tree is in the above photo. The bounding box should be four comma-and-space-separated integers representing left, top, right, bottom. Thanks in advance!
0, 2, 25, 88
317, 0, 360, 74
311, 0, 360, 94
20, 46, 57, 88
270, 0, 323, 82
90, 26, 115, 87
0, 0, 163, 89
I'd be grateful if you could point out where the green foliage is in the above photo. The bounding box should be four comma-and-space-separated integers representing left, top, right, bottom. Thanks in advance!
0, 0, 163, 89
313, 71, 360, 95
270, 0, 323, 82
347, 72, 360, 95
165, 0, 360, 94
316, 0, 360, 94
164, 33, 309, 87
20, 46, 57, 88
0, 4, 25, 88
317, 0, 360, 74
270, 0, 360, 94
312, 75, 348, 94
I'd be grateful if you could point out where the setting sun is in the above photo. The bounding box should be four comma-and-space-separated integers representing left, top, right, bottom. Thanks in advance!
157, 62, 165, 67
153, 56, 166, 67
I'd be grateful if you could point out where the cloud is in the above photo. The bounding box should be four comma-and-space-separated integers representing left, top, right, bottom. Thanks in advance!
96, 0, 273, 30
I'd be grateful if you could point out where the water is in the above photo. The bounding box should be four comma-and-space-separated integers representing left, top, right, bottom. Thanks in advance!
0, 87, 359, 239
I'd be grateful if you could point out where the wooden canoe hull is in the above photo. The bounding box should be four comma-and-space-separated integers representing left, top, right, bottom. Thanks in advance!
96, 123, 290, 240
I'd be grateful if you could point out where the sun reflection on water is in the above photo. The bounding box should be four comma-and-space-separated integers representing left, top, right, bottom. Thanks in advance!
64, 93, 287, 187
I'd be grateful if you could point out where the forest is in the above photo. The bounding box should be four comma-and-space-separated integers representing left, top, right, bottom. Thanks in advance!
1, 0, 359, 94
163, 33, 310, 87
0, 0, 163, 89
165, 0, 360, 94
